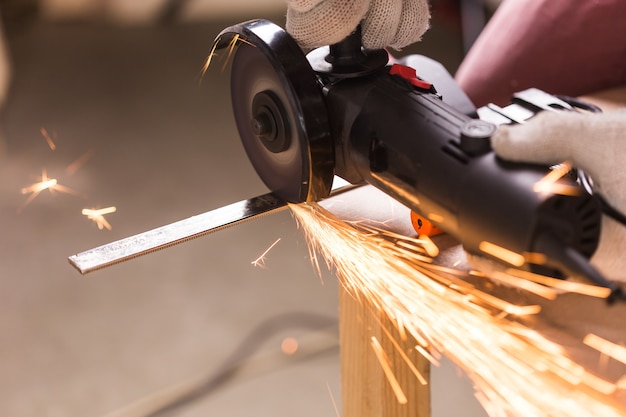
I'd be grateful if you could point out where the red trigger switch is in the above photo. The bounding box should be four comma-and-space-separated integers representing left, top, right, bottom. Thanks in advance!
389, 64, 433, 90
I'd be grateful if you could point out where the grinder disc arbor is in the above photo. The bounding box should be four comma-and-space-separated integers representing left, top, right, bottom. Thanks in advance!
222, 20, 334, 203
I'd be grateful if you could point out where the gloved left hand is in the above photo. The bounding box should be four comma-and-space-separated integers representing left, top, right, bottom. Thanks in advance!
491, 110, 626, 283
285, 0, 430, 50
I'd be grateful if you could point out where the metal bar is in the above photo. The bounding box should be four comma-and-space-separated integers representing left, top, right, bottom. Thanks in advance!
69, 193, 287, 274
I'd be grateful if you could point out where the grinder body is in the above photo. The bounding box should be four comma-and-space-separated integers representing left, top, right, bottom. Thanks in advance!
319, 65, 601, 274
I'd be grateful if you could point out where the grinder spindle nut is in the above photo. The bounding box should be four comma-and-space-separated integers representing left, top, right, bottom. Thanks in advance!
251, 91, 290, 153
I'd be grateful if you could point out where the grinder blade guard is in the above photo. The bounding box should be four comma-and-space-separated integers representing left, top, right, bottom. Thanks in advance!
216, 20, 334, 203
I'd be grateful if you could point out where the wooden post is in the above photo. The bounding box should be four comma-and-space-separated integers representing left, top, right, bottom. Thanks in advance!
339, 286, 430, 417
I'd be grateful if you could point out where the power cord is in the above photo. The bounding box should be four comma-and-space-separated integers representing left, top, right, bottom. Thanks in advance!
101, 311, 339, 417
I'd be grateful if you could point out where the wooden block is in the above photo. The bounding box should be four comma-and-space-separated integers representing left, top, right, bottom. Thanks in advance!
339, 286, 430, 417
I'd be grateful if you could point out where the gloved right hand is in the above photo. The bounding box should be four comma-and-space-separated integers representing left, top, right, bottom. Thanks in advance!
492, 110, 626, 282
285, 0, 430, 50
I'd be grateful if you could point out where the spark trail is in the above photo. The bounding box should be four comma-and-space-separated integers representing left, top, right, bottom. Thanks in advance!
290, 202, 625, 417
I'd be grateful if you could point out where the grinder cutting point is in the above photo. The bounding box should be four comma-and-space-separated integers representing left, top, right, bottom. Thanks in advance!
69, 20, 622, 300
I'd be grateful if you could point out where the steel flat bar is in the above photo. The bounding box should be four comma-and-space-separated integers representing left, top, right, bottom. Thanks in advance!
69, 193, 287, 274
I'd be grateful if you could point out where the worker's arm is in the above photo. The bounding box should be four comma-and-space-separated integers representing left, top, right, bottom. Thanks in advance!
455, 0, 626, 107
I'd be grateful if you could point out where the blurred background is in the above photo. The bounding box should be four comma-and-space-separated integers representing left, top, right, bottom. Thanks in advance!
0, 1, 498, 416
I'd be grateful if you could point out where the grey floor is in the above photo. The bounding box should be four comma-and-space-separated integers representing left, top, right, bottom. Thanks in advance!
0, 10, 486, 417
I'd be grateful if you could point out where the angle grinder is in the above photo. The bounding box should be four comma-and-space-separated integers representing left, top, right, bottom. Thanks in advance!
215, 19, 619, 297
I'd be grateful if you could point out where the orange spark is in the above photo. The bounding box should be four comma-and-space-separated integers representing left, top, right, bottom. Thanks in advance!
20, 169, 77, 209
370, 336, 408, 404
416, 234, 439, 257
281, 337, 299, 355
415, 345, 440, 368
489, 271, 558, 301
534, 161, 582, 196
326, 382, 341, 417
66, 150, 95, 175
222, 34, 241, 72
21, 177, 56, 195
479, 241, 525, 267
290, 202, 625, 416
523, 252, 547, 265
584, 334, 626, 366
251, 238, 281, 268
201, 36, 221, 78
82, 206, 116, 230
506, 268, 611, 299
376, 315, 429, 385
40, 127, 57, 150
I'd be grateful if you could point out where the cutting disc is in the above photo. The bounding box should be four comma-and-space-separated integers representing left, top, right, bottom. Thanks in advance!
227, 20, 334, 203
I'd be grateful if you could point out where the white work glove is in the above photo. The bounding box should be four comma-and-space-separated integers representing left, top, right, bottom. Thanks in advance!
285, 0, 430, 50
492, 110, 626, 282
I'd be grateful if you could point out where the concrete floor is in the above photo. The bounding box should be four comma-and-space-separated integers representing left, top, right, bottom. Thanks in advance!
0, 10, 487, 417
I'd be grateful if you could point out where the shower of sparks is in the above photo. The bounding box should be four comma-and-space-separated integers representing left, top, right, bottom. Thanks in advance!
290, 202, 624, 417
40, 127, 56, 150
82, 206, 116, 230
251, 238, 281, 268
20, 169, 77, 208
534, 161, 581, 196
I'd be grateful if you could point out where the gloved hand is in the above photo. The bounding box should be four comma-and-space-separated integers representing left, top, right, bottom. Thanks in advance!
285, 0, 430, 50
492, 110, 626, 282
